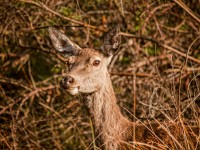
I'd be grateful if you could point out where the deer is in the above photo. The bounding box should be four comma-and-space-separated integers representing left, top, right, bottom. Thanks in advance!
48, 26, 199, 150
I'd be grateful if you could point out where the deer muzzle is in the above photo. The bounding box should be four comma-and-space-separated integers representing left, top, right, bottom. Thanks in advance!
61, 76, 79, 95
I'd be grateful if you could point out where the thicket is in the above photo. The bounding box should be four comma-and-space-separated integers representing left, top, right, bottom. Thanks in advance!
0, 0, 199, 149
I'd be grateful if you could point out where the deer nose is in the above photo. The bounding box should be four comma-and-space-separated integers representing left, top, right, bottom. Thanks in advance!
61, 76, 74, 88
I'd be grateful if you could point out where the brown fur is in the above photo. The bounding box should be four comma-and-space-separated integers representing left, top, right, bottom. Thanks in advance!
49, 27, 200, 150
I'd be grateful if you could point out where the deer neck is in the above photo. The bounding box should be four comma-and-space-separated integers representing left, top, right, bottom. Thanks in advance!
84, 72, 132, 140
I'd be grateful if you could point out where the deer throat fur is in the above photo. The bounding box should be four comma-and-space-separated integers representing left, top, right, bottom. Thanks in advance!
84, 73, 133, 147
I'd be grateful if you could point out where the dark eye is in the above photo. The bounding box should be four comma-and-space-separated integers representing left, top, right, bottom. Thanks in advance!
93, 60, 100, 66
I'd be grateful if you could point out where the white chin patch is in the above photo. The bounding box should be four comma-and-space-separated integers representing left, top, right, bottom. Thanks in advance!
67, 88, 79, 95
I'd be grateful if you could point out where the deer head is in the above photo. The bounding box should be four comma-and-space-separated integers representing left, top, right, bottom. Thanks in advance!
49, 26, 121, 95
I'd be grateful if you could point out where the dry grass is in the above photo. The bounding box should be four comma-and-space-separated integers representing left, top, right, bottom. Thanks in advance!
0, 0, 200, 149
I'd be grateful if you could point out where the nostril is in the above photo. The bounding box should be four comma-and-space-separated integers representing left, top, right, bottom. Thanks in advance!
61, 76, 74, 89
67, 76, 74, 84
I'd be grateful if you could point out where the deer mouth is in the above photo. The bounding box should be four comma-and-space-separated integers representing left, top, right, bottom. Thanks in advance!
66, 87, 80, 95
60, 80, 79, 95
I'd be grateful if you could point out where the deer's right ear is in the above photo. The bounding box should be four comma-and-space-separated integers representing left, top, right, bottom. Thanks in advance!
48, 27, 81, 56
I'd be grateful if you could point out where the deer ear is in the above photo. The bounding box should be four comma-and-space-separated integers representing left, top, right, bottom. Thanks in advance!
101, 26, 121, 56
48, 27, 81, 56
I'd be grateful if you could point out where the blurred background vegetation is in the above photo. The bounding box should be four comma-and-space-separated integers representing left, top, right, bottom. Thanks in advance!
0, 0, 200, 149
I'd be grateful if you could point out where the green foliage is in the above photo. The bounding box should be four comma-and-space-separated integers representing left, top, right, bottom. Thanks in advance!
120, 55, 132, 64
145, 46, 160, 56
59, 6, 82, 20
51, 65, 62, 74
59, 6, 73, 16
180, 24, 189, 31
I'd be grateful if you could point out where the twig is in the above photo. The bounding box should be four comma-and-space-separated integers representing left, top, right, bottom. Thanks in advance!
0, 85, 59, 115
19, 0, 200, 65
174, 91, 200, 122
0, 77, 32, 91
178, 36, 200, 111
110, 72, 152, 77
19, 0, 106, 32
164, 67, 200, 73
132, 74, 136, 143
173, 0, 200, 24
121, 32, 200, 64
0, 132, 11, 149
16, 85, 59, 119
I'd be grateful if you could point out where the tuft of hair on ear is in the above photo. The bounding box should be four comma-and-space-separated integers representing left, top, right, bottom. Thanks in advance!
101, 25, 121, 56
48, 27, 81, 56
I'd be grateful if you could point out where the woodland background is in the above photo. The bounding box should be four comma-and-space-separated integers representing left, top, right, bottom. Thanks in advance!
0, 0, 200, 149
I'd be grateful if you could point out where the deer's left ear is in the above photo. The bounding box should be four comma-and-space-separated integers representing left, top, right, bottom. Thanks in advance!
101, 26, 121, 56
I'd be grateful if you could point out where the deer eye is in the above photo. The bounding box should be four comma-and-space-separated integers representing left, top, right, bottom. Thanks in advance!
93, 60, 100, 66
